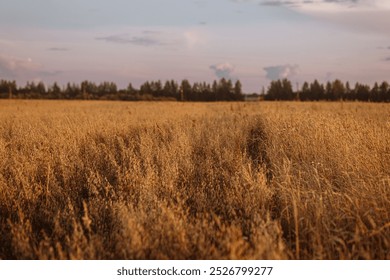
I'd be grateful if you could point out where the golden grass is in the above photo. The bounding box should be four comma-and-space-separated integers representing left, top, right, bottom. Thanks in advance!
0, 100, 389, 259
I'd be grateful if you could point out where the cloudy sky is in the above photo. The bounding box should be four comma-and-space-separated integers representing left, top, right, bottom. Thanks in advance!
0, 0, 389, 92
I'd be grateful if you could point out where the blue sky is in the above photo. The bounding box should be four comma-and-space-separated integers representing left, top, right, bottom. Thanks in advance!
0, 0, 389, 92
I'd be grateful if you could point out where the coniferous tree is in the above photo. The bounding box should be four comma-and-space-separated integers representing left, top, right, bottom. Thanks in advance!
325, 81, 332, 101
212, 80, 218, 101
379, 81, 389, 102
281, 79, 294, 100
48, 82, 61, 99
310, 80, 324, 101
332, 79, 345, 101
355, 83, 370, 101
345, 81, 351, 100
300, 82, 310, 101
140, 81, 151, 96
180, 79, 192, 101
234, 80, 243, 101
371, 82, 380, 102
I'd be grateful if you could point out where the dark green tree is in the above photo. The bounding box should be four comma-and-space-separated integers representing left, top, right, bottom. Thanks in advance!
354, 83, 370, 101
379, 81, 389, 102
332, 79, 345, 101
234, 80, 243, 101
180, 79, 192, 101
48, 82, 62, 99
300, 81, 310, 101
310, 80, 324, 101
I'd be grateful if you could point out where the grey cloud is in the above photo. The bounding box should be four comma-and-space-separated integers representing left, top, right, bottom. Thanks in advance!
384, 57, 390, 61
48, 47, 69, 52
259, 0, 360, 7
377, 46, 390, 50
261, 1, 300, 7
210, 63, 236, 79
96, 34, 164, 46
142, 30, 162, 35
323, 0, 360, 7
232, 0, 298, 7
96, 30, 168, 47
323, 0, 359, 3
263, 64, 299, 80
325, 71, 333, 81
38, 70, 63, 76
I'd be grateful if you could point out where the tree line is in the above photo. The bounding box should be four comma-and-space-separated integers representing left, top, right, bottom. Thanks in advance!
264, 79, 390, 102
0, 78, 244, 101
1, 78, 390, 102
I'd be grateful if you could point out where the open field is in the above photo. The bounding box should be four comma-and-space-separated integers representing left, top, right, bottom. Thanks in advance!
0, 100, 389, 259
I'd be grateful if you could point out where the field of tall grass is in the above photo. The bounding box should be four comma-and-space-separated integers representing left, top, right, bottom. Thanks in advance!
0, 100, 389, 259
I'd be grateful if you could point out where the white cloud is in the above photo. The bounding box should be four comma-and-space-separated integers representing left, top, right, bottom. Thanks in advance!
0, 54, 41, 78
259, 0, 390, 12
257, 0, 390, 37
0, 53, 62, 82
184, 30, 205, 49
263, 64, 299, 80
210, 62, 236, 79
96, 28, 206, 50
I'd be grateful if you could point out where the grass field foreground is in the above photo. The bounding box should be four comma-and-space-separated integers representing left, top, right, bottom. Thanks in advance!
0, 101, 389, 259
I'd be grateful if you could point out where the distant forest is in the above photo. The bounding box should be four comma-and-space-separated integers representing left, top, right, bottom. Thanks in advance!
1, 78, 390, 102
264, 78, 390, 102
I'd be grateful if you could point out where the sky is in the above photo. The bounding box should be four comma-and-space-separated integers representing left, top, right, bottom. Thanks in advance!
0, 0, 389, 93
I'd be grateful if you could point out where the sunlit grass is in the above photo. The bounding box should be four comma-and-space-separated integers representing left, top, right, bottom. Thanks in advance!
0, 100, 389, 259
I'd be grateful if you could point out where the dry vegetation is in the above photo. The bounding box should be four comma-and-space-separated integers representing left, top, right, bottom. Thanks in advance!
0, 100, 389, 260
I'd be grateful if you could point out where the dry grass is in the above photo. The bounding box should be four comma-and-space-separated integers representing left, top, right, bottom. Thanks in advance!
0, 100, 389, 260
